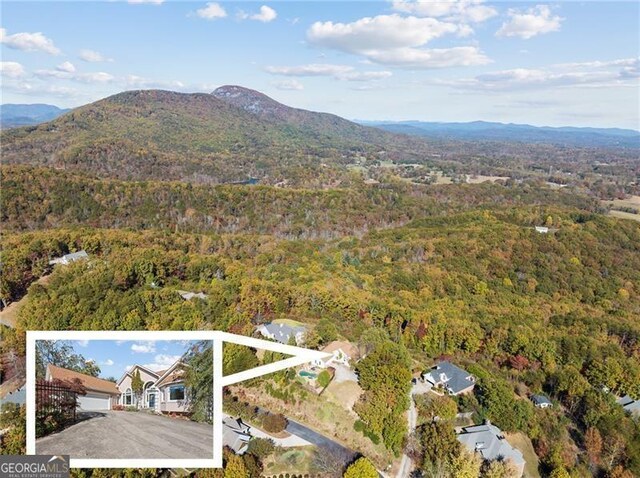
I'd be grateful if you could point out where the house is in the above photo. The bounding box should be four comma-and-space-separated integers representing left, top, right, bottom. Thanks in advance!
531, 394, 553, 408
257, 322, 307, 345
46, 364, 119, 411
312, 341, 359, 369
223, 416, 252, 454
116, 358, 190, 415
423, 361, 475, 395
535, 226, 549, 234
177, 290, 208, 301
49, 250, 89, 266
457, 421, 526, 477
616, 395, 640, 416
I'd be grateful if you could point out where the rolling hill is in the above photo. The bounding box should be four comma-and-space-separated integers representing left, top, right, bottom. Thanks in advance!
0, 87, 428, 183
0, 104, 69, 129
361, 120, 640, 148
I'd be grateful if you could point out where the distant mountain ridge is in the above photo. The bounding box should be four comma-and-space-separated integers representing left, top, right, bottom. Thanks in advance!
1, 104, 70, 129
0, 87, 428, 183
359, 120, 640, 148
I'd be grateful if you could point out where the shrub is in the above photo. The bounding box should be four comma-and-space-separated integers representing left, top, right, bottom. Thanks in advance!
262, 413, 288, 434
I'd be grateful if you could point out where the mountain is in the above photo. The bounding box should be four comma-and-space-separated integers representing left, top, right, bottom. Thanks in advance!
360, 120, 640, 148
0, 104, 70, 129
0, 87, 427, 183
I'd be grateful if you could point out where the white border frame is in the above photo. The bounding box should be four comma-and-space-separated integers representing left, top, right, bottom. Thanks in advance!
26, 330, 328, 469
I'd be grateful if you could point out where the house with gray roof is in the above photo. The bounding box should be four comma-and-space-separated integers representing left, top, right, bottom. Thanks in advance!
531, 394, 552, 408
423, 361, 475, 395
177, 290, 208, 301
49, 250, 89, 266
457, 421, 525, 477
223, 416, 251, 455
257, 322, 307, 345
617, 395, 640, 416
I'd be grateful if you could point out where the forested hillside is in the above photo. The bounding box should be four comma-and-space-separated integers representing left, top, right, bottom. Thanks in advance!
2, 204, 640, 475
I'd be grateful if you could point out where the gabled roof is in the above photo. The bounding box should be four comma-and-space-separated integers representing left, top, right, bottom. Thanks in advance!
458, 423, 525, 467
531, 394, 552, 406
223, 417, 251, 454
155, 361, 186, 387
47, 364, 119, 395
116, 364, 161, 387
424, 361, 474, 394
320, 341, 359, 362
258, 322, 307, 344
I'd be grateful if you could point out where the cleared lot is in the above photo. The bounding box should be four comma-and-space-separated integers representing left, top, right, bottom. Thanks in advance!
36, 411, 213, 459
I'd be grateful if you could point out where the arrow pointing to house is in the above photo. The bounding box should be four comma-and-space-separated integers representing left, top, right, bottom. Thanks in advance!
217, 331, 331, 386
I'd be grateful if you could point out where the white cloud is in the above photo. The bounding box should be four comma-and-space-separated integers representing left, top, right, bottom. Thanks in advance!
0, 27, 60, 55
272, 79, 304, 90
196, 2, 227, 20
77, 340, 89, 347
79, 49, 113, 63
2, 81, 80, 98
131, 341, 156, 353
102, 359, 114, 366
0, 61, 25, 78
57, 61, 76, 73
123, 75, 186, 89
435, 57, 640, 91
251, 5, 277, 23
35, 68, 114, 83
306, 14, 489, 69
496, 5, 563, 40
265, 63, 393, 82
392, 0, 497, 23
140, 354, 182, 371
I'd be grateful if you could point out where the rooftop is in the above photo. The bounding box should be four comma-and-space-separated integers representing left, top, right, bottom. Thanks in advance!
47, 364, 119, 395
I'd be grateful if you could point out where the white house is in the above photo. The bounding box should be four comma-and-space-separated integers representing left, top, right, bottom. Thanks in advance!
531, 394, 553, 408
257, 322, 306, 345
223, 417, 252, 454
116, 359, 189, 415
312, 341, 359, 369
49, 250, 89, 266
535, 226, 549, 234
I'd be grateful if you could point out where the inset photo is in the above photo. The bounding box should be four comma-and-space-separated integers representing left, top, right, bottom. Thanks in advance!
33, 338, 213, 460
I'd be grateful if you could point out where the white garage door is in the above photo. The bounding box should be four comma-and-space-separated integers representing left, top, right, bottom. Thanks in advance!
77, 392, 111, 411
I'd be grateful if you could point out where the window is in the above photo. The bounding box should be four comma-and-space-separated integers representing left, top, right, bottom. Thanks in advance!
169, 384, 185, 401
124, 389, 132, 405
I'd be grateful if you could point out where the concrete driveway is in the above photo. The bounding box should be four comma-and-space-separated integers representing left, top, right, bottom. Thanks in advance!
36, 411, 213, 459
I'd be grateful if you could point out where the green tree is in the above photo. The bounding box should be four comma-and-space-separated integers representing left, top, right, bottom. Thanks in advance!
317, 370, 331, 388
184, 340, 213, 422
35, 340, 101, 378
343, 457, 378, 478
131, 369, 143, 409
224, 452, 249, 478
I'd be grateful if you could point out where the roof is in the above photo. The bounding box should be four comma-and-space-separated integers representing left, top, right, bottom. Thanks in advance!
223, 417, 251, 454
617, 395, 640, 414
259, 322, 307, 344
424, 361, 475, 394
47, 364, 119, 395
64, 250, 89, 261
320, 341, 360, 361
177, 290, 208, 301
116, 364, 161, 386
531, 394, 552, 406
458, 423, 525, 467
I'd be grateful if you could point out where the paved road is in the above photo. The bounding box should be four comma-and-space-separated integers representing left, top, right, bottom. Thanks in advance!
256, 406, 354, 457
397, 385, 420, 478
37, 411, 214, 459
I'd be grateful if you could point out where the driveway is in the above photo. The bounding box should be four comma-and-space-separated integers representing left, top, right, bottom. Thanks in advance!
36, 411, 213, 459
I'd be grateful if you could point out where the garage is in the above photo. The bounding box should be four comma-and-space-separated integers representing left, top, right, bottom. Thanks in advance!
78, 391, 112, 411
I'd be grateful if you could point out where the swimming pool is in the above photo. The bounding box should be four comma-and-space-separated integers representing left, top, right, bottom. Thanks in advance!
299, 371, 317, 378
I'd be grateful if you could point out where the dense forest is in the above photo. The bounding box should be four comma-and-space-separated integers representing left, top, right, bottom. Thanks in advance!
2, 193, 639, 475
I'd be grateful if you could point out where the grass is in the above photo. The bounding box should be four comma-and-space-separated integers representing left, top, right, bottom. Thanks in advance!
263, 446, 316, 476
505, 431, 541, 478
272, 318, 306, 327
608, 210, 640, 223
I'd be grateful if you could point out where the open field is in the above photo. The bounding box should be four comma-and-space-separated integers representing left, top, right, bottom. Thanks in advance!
466, 174, 510, 184
272, 318, 307, 327
608, 210, 640, 223
263, 446, 316, 476
505, 432, 541, 478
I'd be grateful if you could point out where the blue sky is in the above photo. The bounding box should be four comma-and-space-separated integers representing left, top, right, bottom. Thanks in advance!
67, 340, 198, 380
1, 1, 638, 128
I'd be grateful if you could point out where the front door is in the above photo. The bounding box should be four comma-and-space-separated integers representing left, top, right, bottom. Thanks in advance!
148, 392, 156, 409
